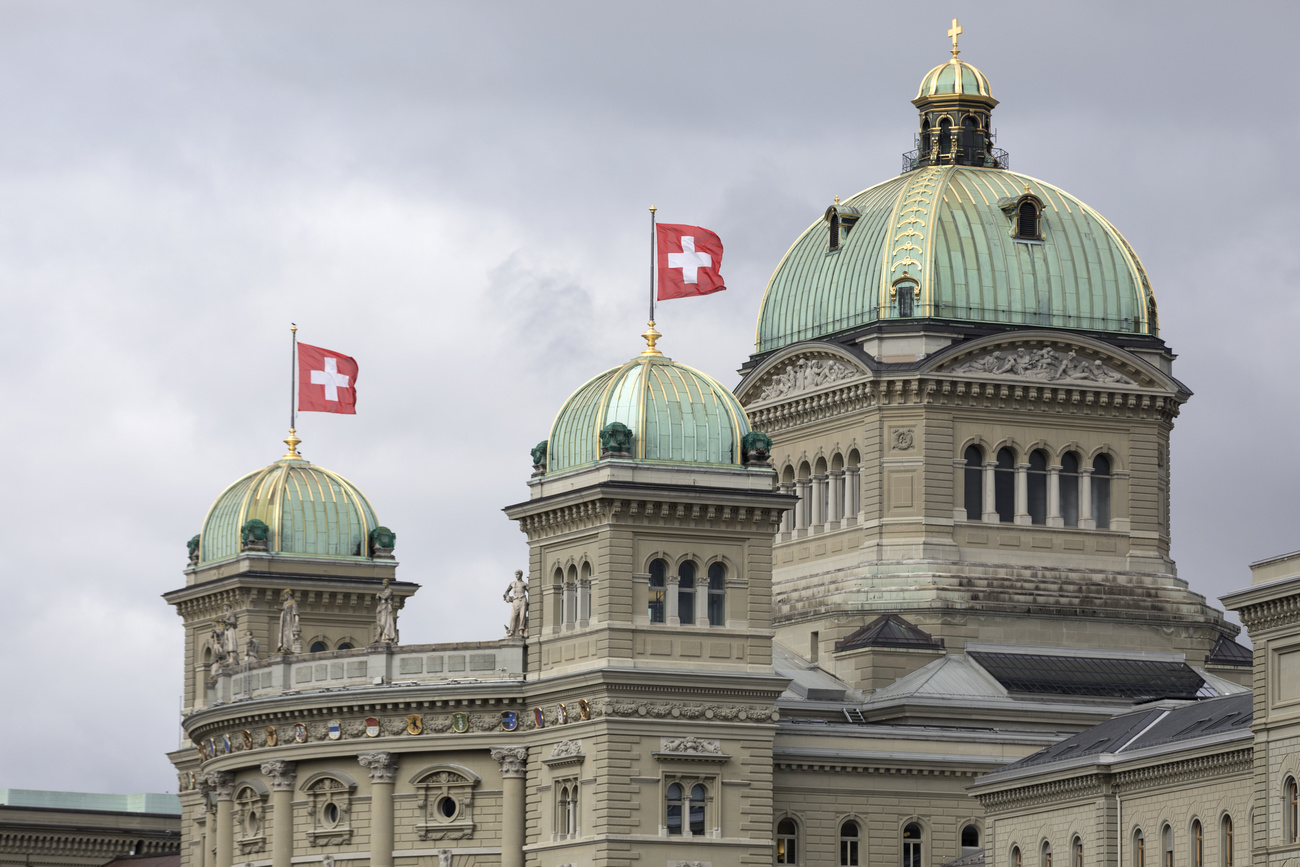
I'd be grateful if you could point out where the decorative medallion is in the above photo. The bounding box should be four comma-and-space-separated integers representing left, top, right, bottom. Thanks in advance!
533, 707, 546, 728
293, 723, 307, 744
556, 703, 568, 725
501, 711, 518, 731
265, 726, 278, 747
578, 699, 591, 721
891, 428, 915, 451
241, 730, 253, 751
206, 737, 217, 757
222, 734, 232, 754
327, 720, 342, 740
405, 714, 423, 735
364, 717, 380, 738
451, 712, 469, 734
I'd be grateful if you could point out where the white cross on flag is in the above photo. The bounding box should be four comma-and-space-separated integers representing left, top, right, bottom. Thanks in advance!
297, 342, 359, 414
657, 223, 726, 301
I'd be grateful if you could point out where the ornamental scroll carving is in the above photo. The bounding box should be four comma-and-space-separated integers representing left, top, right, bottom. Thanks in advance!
949, 347, 1133, 384
759, 357, 858, 401
490, 746, 529, 777
550, 740, 583, 759
660, 736, 722, 754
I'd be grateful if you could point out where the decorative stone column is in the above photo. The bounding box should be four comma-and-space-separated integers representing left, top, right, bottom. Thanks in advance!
1014, 462, 1031, 524
358, 753, 399, 867
260, 761, 296, 867
666, 574, 681, 626
1079, 467, 1096, 529
845, 466, 860, 524
828, 470, 844, 523
794, 479, 809, 531
491, 747, 529, 867
205, 771, 235, 867
194, 775, 215, 867
577, 578, 591, 627
810, 475, 826, 530
982, 461, 998, 522
1046, 465, 1063, 527
778, 483, 793, 536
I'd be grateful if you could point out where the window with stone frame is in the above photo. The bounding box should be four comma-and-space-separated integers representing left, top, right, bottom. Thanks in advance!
663, 775, 713, 838
413, 766, 478, 841
303, 775, 354, 846
1221, 815, 1233, 867
903, 823, 923, 867
1288, 777, 1299, 844
839, 819, 861, 866
554, 777, 579, 840
1134, 829, 1145, 867
776, 817, 799, 864
233, 784, 268, 855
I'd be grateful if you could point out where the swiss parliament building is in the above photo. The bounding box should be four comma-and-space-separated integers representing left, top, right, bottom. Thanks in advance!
147, 25, 1300, 867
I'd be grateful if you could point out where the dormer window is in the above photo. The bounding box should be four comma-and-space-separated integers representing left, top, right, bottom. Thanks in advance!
891, 278, 918, 317
1017, 200, 1039, 238
1000, 193, 1044, 241
825, 203, 861, 252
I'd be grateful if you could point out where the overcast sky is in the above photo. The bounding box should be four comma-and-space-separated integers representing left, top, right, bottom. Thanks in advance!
1, 2, 1297, 794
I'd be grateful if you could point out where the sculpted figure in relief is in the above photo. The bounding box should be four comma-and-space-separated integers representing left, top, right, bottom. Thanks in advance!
504, 571, 529, 639
373, 578, 398, 646
661, 736, 722, 754
759, 357, 857, 401
950, 346, 1133, 384
277, 589, 302, 655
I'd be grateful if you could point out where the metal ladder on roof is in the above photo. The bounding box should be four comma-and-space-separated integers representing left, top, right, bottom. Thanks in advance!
842, 707, 866, 724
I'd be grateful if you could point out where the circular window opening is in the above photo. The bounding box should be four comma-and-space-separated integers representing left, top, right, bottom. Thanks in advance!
247, 810, 260, 836
437, 796, 458, 820
322, 802, 340, 826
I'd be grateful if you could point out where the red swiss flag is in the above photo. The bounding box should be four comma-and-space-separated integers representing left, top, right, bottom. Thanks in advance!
657, 223, 726, 300
297, 342, 358, 414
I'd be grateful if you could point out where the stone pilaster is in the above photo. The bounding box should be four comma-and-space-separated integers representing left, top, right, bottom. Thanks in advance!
205, 772, 235, 867
491, 747, 528, 867
260, 761, 296, 867
358, 753, 399, 867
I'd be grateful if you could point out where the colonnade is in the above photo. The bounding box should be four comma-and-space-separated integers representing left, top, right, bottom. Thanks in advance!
778, 467, 861, 537
978, 460, 1098, 528
198, 747, 529, 867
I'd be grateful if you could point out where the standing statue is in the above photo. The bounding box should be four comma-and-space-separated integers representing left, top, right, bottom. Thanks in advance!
503, 570, 529, 640
218, 604, 239, 662
244, 631, 260, 664
373, 578, 399, 646
208, 620, 230, 674
277, 589, 302, 655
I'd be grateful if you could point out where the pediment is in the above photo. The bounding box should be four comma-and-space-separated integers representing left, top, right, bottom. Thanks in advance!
738, 347, 869, 407
927, 335, 1166, 390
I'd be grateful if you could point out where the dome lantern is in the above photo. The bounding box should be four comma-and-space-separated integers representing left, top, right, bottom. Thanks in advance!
906, 19, 1007, 173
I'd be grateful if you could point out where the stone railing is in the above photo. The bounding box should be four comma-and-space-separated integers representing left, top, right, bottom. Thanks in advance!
208, 641, 524, 705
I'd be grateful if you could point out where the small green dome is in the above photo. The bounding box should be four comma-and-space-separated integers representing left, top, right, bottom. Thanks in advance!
198, 455, 379, 564
916, 57, 993, 100
546, 350, 751, 473
755, 166, 1157, 355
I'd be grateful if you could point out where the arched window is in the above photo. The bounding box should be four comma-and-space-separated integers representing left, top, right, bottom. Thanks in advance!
553, 567, 565, 627
962, 824, 981, 854
1221, 815, 1233, 867
1134, 829, 1145, 867
564, 565, 578, 625
666, 783, 684, 836
828, 210, 842, 251
964, 446, 984, 520
1012, 846, 1023, 867
939, 118, 952, 155
921, 119, 931, 154
897, 281, 915, 317
995, 448, 1016, 522
580, 561, 592, 623
1060, 452, 1081, 527
337, 642, 353, 651
903, 823, 923, 867
840, 820, 861, 866
777, 818, 799, 864
707, 563, 726, 626
1073, 836, 1083, 867
1193, 819, 1203, 867
1018, 200, 1039, 238
1042, 841, 1053, 867
555, 782, 578, 838
678, 561, 697, 624
648, 559, 667, 624
1028, 450, 1048, 524
1092, 454, 1111, 529
309, 641, 328, 654
689, 784, 705, 835
1162, 825, 1173, 867
1287, 777, 1298, 843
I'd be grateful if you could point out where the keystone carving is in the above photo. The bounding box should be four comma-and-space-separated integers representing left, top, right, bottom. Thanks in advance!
490, 746, 529, 778
759, 357, 858, 401
949, 347, 1133, 384
260, 760, 298, 791
357, 752, 399, 784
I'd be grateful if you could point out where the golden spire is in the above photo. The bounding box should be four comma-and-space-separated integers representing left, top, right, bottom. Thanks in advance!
283, 429, 302, 459
640, 321, 663, 357
948, 18, 963, 57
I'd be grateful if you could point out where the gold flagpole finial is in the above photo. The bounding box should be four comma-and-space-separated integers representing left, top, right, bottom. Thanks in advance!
283, 428, 302, 458
948, 18, 963, 57
641, 321, 663, 357
834, 195, 840, 205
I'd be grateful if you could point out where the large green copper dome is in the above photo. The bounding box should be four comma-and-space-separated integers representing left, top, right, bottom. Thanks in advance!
197, 454, 379, 564
546, 348, 751, 473
754, 165, 1157, 354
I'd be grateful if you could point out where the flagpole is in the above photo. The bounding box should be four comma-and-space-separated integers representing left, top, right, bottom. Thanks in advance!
285, 324, 301, 457
649, 205, 657, 325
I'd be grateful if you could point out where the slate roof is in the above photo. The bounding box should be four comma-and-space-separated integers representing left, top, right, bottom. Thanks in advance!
967, 650, 1210, 701
996, 692, 1253, 773
835, 614, 945, 652
1205, 635, 1252, 667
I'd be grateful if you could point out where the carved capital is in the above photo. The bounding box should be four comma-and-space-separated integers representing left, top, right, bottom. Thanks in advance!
357, 752, 400, 784
259, 760, 298, 791
205, 771, 236, 800
490, 746, 529, 778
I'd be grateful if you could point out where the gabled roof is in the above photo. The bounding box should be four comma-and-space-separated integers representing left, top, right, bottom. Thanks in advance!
835, 614, 945, 652
1205, 635, 1252, 667
867, 654, 1009, 703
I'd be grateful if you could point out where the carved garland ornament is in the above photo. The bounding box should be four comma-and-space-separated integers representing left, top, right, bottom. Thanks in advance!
759, 357, 859, 401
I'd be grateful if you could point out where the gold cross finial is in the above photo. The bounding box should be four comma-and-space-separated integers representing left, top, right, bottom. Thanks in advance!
948, 18, 963, 57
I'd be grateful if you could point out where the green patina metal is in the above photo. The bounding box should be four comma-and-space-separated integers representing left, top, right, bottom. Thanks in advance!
754, 165, 1156, 354
916, 57, 992, 99
198, 457, 379, 564
547, 354, 752, 473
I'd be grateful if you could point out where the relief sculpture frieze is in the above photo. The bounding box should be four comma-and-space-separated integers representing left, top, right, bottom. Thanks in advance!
948, 347, 1133, 384
759, 357, 860, 401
